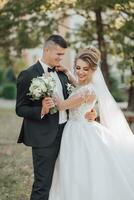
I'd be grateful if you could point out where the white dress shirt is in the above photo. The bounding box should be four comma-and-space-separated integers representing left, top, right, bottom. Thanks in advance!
39, 59, 67, 124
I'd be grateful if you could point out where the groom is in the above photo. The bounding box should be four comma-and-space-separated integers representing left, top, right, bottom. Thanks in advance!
16, 34, 97, 200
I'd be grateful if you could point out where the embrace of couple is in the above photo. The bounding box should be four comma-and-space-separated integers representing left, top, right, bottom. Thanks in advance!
16, 35, 134, 200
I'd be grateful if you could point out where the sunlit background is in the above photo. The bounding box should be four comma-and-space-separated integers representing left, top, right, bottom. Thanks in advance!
0, 0, 134, 199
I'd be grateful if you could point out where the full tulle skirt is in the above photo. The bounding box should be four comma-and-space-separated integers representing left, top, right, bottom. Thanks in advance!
49, 119, 134, 200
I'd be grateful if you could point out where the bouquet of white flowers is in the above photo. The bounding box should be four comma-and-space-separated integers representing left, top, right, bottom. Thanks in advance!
28, 73, 58, 114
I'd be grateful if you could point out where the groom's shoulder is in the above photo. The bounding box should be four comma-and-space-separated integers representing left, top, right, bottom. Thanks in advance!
18, 61, 39, 77
17, 62, 39, 83
22, 61, 38, 73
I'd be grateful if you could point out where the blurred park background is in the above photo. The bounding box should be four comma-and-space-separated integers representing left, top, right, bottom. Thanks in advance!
0, 0, 134, 199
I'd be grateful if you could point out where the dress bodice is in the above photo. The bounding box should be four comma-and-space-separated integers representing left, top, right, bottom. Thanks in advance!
69, 84, 97, 121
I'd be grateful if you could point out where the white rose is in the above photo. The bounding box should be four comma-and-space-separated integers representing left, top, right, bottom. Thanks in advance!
49, 81, 55, 89
33, 88, 42, 97
44, 79, 49, 85
29, 84, 35, 93
40, 84, 47, 93
48, 76, 53, 82
33, 79, 42, 86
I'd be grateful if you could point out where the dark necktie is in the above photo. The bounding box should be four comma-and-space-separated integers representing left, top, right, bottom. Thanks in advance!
48, 67, 55, 73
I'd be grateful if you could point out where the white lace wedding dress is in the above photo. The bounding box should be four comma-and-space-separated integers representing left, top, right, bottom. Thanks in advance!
49, 84, 134, 200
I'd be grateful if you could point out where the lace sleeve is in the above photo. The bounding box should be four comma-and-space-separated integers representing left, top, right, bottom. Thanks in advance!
55, 88, 96, 111
78, 84, 97, 105
55, 93, 85, 110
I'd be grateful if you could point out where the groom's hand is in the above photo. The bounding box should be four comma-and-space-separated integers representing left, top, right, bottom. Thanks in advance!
84, 108, 97, 121
41, 97, 55, 115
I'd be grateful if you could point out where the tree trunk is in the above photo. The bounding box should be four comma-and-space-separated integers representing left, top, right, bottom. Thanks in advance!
95, 7, 110, 87
128, 62, 134, 111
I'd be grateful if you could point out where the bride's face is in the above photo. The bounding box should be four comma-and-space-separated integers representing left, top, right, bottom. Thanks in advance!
75, 59, 95, 84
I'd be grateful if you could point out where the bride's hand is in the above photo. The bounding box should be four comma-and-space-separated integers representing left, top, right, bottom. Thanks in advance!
55, 65, 69, 74
85, 108, 97, 121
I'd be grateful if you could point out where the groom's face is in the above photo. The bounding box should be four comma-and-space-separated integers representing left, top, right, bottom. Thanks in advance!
44, 45, 66, 67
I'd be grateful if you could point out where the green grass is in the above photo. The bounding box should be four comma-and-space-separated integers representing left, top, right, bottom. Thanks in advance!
0, 109, 33, 200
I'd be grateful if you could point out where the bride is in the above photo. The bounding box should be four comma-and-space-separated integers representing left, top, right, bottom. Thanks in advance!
48, 47, 134, 200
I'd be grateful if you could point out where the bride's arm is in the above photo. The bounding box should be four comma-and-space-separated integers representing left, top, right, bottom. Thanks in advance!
56, 65, 78, 86
65, 70, 78, 86
55, 93, 96, 111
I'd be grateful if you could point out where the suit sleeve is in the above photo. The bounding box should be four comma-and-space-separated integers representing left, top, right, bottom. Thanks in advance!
16, 70, 42, 120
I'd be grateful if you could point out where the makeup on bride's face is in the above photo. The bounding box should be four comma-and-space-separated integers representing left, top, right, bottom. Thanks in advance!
75, 59, 94, 84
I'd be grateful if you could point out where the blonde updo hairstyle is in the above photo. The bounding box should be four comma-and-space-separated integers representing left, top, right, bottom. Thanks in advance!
75, 47, 101, 71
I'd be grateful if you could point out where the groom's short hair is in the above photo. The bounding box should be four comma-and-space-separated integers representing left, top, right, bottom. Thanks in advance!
44, 34, 68, 49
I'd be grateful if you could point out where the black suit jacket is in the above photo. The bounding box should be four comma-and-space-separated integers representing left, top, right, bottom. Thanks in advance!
16, 61, 69, 147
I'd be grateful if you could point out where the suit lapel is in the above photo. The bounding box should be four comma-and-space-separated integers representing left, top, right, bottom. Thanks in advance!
35, 61, 44, 76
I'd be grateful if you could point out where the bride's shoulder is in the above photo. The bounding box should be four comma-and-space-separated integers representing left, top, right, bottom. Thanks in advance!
80, 83, 95, 93
69, 82, 95, 97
